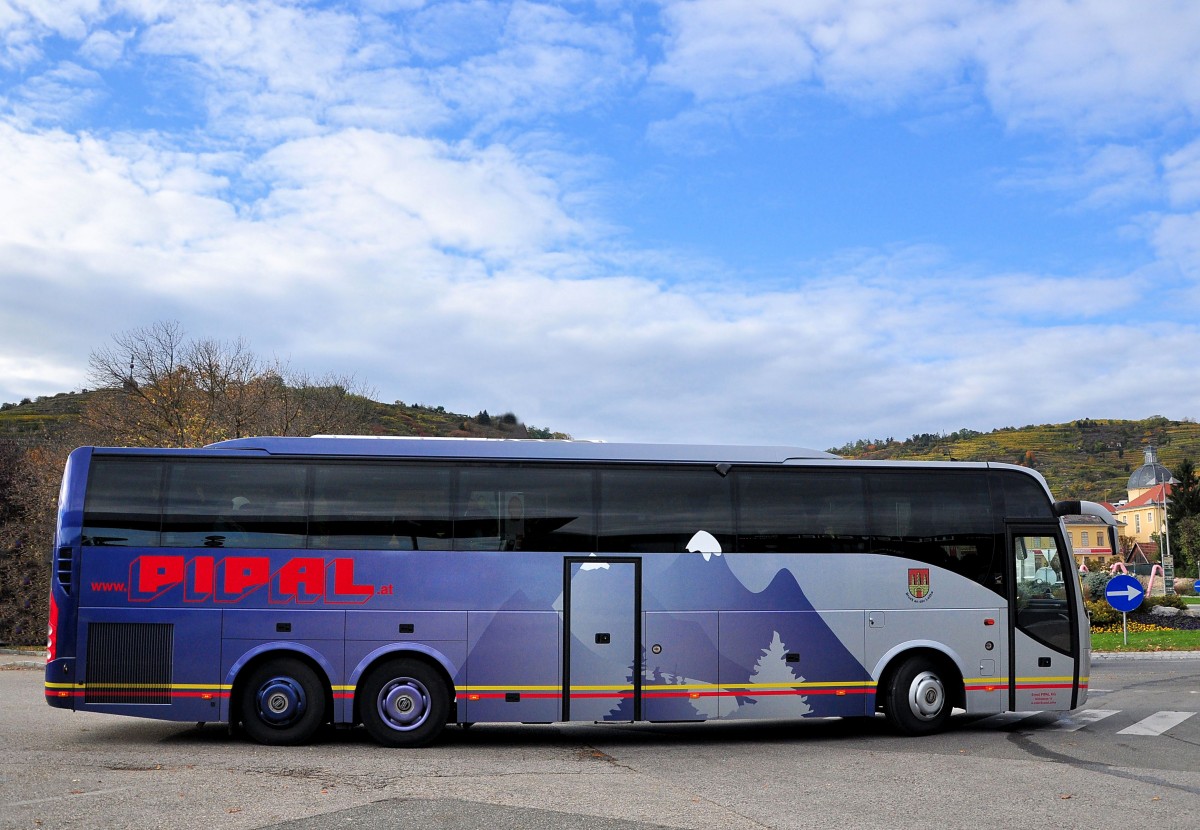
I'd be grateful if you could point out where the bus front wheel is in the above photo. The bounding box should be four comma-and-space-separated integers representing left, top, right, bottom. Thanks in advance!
884, 657, 952, 736
359, 658, 449, 748
240, 657, 326, 746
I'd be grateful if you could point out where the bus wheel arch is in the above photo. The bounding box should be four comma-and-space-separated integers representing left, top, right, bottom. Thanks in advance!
877, 648, 963, 736
231, 650, 333, 746
354, 652, 454, 748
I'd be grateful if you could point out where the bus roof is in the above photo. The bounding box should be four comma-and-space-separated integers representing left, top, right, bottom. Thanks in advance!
197, 436, 840, 464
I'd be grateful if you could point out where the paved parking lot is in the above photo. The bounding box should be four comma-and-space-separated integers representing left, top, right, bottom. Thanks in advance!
4, 649, 1199, 830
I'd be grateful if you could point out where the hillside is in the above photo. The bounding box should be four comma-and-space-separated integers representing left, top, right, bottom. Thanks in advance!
0, 390, 567, 444
832, 417, 1200, 502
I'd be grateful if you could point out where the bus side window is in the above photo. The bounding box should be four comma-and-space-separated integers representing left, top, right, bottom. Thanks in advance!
455, 466, 594, 552
456, 486, 502, 550
598, 467, 732, 553
866, 471, 997, 587
82, 458, 163, 547
162, 461, 306, 549
735, 469, 868, 553
310, 463, 451, 551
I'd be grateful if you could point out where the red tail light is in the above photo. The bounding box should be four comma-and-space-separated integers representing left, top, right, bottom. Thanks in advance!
46, 593, 58, 662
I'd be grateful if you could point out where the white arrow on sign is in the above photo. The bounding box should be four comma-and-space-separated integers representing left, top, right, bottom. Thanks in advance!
1107, 585, 1142, 601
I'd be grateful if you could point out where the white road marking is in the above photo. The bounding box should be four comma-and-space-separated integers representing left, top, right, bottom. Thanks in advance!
1117, 711, 1197, 736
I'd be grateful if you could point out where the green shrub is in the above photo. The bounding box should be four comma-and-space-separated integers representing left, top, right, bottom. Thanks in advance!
1143, 594, 1187, 611
1081, 570, 1113, 602
1086, 600, 1120, 627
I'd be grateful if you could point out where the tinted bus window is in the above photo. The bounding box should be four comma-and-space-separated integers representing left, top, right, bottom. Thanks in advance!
456, 466, 594, 551
867, 471, 997, 584
161, 461, 307, 549
83, 458, 163, 547
998, 470, 1054, 519
310, 463, 452, 550
599, 467, 733, 553
736, 468, 868, 552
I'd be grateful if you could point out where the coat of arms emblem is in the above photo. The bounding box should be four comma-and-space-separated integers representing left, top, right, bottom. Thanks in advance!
908, 568, 931, 600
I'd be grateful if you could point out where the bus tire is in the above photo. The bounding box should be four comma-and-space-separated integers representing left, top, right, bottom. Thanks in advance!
240, 657, 326, 746
359, 658, 448, 748
884, 656, 951, 736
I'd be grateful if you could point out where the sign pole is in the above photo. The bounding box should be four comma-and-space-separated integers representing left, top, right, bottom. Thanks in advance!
1122, 611, 1128, 646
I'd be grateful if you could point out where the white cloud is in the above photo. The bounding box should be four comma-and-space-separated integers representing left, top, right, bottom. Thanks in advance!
1163, 140, 1200, 208
9, 114, 1192, 448
428, 1, 642, 130
105, 1, 639, 141
405, 0, 507, 63
327, 67, 451, 133
1002, 144, 1160, 210
4, 61, 106, 125
0, 123, 235, 258
0, 0, 102, 43
651, 0, 978, 104
975, 0, 1200, 133
1150, 211, 1200, 279
250, 129, 585, 258
2, 1, 1200, 447
139, 2, 359, 95
652, 1, 1200, 135
78, 28, 132, 68
651, 0, 823, 100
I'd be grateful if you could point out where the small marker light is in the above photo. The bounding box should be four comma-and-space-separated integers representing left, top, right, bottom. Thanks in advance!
984, 618, 995, 626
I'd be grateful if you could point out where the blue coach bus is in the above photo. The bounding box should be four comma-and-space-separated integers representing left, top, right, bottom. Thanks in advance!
45, 437, 1116, 746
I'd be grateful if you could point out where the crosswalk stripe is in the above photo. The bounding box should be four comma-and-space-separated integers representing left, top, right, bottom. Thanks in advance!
1045, 709, 1120, 731
1116, 711, 1197, 736
968, 709, 1197, 736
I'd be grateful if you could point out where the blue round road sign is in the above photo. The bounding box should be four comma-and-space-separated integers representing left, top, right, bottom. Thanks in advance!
1105, 574, 1145, 613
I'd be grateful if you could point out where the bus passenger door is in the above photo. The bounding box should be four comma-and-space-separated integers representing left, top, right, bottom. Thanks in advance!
563, 558, 640, 722
1008, 527, 1080, 711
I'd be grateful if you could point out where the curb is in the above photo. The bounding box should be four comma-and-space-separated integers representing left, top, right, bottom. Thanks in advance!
1091, 650, 1200, 661
0, 648, 46, 669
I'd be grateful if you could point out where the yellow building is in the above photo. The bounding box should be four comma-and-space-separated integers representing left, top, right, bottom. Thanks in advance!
1113, 446, 1174, 554
1064, 512, 1119, 568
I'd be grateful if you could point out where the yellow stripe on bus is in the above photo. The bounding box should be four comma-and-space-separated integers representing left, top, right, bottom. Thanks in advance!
457, 685, 562, 692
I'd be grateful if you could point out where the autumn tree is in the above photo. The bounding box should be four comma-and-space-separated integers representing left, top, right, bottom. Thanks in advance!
0, 434, 73, 644
84, 321, 374, 447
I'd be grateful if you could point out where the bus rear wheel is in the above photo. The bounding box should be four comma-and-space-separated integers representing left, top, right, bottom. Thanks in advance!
359, 658, 448, 748
240, 657, 326, 746
884, 656, 952, 736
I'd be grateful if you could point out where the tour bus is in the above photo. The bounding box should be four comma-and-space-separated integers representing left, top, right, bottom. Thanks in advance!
45, 437, 1117, 747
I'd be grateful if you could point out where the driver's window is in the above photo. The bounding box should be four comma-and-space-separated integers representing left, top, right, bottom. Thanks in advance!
1013, 534, 1071, 652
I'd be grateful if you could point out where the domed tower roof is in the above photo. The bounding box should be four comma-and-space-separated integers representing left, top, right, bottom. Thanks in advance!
1127, 446, 1172, 491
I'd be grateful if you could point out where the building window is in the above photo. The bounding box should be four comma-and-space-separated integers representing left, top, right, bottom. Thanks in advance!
1135, 514, 1141, 533
1082, 531, 1089, 546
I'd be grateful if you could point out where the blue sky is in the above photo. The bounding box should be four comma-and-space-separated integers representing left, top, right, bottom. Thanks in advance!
2, 0, 1199, 450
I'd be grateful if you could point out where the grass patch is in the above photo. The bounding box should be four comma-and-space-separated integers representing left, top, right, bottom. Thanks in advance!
1092, 627, 1200, 652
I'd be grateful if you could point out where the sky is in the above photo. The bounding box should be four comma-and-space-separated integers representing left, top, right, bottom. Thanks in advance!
1, 0, 1199, 451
